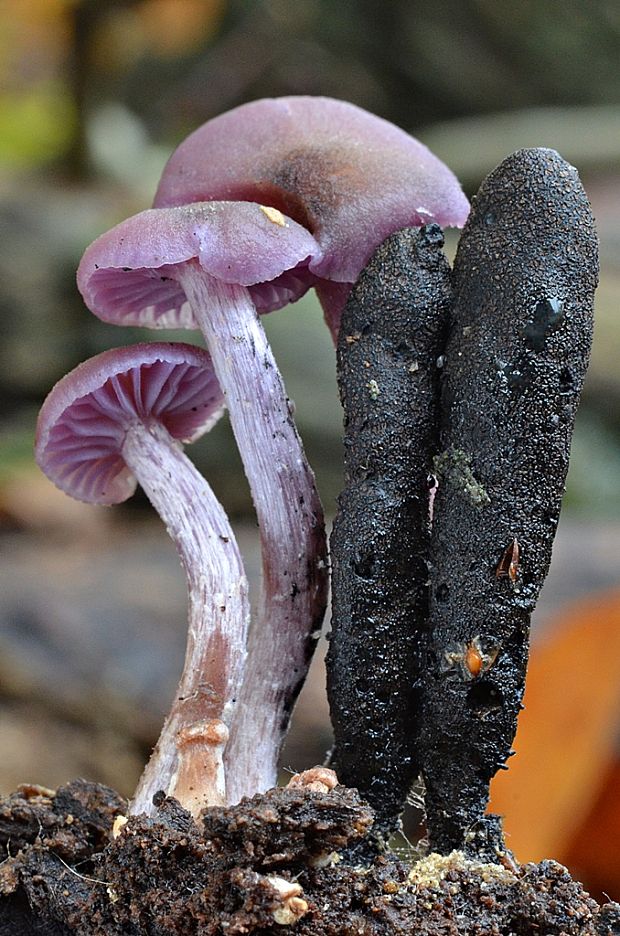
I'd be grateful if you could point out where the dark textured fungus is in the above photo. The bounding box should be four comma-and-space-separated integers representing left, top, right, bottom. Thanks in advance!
328, 225, 453, 846
419, 148, 599, 855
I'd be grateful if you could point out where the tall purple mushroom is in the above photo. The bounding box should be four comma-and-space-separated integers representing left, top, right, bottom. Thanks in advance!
76, 97, 469, 802
77, 203, 327, 801
35, 342, 250, 817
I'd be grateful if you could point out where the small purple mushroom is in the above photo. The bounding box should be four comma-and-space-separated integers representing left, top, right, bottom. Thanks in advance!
35, 342, 250, 817
153, 96, 470, 337
77, 203, 327, 801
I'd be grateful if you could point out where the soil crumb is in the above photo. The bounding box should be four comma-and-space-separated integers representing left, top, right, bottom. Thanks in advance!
0, 771, 618, 935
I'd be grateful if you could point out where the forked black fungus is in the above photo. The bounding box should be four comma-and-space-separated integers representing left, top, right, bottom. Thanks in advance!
419, 148, 599, 854
327, 224, 452, 845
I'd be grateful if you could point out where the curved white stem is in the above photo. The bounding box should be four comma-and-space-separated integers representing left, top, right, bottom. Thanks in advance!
179, 263, 328, 801
124, 420, 249, 817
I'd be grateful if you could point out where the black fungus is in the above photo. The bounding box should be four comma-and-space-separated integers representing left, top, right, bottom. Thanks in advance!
327, 224, 452, 847
419, 148, 599, 854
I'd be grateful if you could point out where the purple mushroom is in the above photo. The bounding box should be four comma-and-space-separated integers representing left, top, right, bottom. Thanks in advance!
35, 342, 250, 817
153, 96, 470, 338
77, 203, 327, 801
75, 97, 469, 802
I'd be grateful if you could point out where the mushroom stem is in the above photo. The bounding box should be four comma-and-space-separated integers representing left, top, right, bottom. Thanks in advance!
177, 262, 328, 801
122, 419, 250, 817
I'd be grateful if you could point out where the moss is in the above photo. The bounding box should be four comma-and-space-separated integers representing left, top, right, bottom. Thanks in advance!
432, 447, 490, 507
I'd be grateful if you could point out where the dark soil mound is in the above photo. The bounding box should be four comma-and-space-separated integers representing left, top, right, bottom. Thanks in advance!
1, 773, 618, 935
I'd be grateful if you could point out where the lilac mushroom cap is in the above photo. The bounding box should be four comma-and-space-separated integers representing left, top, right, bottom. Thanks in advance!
77, 200, 322, 330
35, 342, 250, 815
153, 95, 470, 334
35, 342, 223, 504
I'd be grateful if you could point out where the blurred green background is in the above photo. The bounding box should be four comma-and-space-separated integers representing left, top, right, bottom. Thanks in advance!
0, 0, 619, 898
1, 0, 619, 517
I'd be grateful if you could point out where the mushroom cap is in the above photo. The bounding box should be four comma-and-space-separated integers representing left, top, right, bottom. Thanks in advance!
77, 201, 322, 329
154, 96, 470, 283
35, 343, 223, 505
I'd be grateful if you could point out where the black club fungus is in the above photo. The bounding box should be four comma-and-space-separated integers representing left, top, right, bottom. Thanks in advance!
327, 224, 452, 846
419, 148, 599, 854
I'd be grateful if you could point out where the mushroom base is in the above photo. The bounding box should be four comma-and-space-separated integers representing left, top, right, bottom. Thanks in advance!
0, 777, 617, 935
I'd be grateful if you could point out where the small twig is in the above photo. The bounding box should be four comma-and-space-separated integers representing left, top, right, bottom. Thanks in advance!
52, 852, 112, 888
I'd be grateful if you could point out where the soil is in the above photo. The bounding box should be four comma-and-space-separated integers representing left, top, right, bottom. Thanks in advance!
0, 771, 618, 935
